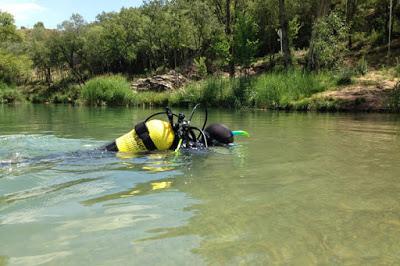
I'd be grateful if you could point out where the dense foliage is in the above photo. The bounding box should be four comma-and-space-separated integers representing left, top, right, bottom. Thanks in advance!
0, 0, 399, 108
1, 0, 399, 83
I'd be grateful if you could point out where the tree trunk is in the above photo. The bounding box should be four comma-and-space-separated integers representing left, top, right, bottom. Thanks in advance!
226, 0, 235, 77
346, 0, 357, 49
212, 0, 236, 76
318, 0, 331, 17
45, 67, 52, 84
388, 0, 393, 57
279, 0, 292, 69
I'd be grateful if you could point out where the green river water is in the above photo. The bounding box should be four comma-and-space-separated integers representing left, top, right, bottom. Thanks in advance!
0, 105, 400, 265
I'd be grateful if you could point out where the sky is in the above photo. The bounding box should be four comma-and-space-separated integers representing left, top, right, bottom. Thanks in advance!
0, 0, 144, 29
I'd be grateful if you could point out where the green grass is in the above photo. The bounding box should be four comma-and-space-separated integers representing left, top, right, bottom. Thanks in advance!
389, 82, 400, 112
0, 82, 25, 104
13, 70, 338, 110
167, 70, 335, 109
251, 70, 334, 109
169, 77, 241, 107
81, 75, 133, 106
289, 97, 344, 112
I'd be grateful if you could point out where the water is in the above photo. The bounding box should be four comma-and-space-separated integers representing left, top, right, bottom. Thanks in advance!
1, 105, 400, 265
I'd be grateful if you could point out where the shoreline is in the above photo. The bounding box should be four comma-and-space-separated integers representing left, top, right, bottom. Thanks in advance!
2, 70, 399, 113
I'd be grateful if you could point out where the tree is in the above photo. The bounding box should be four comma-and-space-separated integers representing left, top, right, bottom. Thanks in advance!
306, 12, 348, 70
211, 0, 236, 76
307, 0, 333, 71
55, 14, 87, 83
388, 0, 393, 56
233, 13, 258, 69
30, 22, 54, 83
0, 11, 20, 43
187, 0, 219, 55
279, 0, 292, 69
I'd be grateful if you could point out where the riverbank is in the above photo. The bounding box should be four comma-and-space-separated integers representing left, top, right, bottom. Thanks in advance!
1, 66, 399, 112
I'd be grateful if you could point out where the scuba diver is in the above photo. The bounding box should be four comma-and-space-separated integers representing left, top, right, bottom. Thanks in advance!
103, 105, 249, 153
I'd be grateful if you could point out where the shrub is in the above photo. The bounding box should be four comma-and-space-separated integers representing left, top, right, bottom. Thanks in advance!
368, 29, 384, 46
336, 68, 354, 86
394, 58, 400, 78
356, 57, 368, 76
0, 82, 24, 103
81, 75, 133, 105
0, 49, 32, 84
389, 82, 400, 112
193, 57, 208, 78
306, 12, 348, 70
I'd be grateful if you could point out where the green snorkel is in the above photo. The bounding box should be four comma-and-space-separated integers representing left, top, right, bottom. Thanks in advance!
232, 130, 250, 137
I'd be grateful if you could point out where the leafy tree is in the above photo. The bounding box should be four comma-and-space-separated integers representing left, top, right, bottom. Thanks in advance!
0, 49, 32, 84
210, 0, 240, 76
306, 12, 349, 70
0, 12, 31, 84
30, 22, 54, 83
55, 14, 87, 83
187, 0, 219, 55
0, 11, 20, 43
82, 25, 109, 74
233, 13, 258, 69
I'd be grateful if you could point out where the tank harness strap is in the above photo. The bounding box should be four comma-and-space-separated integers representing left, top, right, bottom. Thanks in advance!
169, 135, 180, 150
135, 122, 157, 151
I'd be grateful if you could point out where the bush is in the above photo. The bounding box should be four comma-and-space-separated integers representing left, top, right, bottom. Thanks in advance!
81, 75, 133, 105
356, 57, 368, 76
368, 29, 384, 46
51, 85, 80, 104
193, 57, 208, 78
306, 12, 348, 70
0, 49, 32, 84
336, 68, 354, 86
0, 82, 24, 103
394, 58, 400, 78
389, 82, 400, 112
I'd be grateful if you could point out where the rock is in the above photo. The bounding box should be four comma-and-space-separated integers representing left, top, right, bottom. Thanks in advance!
132, 70, 188, 92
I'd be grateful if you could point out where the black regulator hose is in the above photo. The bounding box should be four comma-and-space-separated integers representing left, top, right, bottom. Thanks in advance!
144, 111, 179, 123
189, 126, 208, 148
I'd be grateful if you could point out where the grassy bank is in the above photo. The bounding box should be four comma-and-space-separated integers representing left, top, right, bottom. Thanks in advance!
5, 69, 399, 112
74, 70, 337, 109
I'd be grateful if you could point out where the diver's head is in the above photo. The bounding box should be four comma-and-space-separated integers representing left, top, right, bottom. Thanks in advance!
205, 123, 234, 146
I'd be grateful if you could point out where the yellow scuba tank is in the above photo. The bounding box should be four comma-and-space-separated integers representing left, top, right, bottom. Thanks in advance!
115, 119, 175, 153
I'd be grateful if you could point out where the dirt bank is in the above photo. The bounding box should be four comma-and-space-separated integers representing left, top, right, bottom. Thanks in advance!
312, 71, 398, 111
